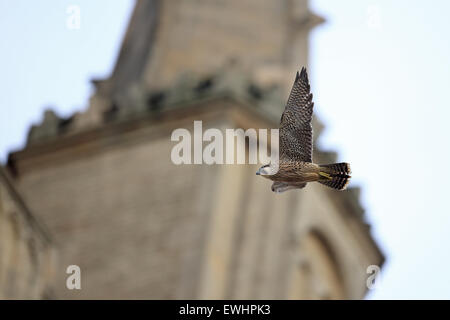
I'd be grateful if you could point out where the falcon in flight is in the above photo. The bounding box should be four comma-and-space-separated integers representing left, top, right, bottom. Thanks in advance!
256, 67, 351, 193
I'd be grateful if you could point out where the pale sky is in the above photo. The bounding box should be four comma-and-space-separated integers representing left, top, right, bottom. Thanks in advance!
1, 0, 450, 299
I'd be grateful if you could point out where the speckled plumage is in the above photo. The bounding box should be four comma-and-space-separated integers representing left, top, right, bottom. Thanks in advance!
256, 67, 351, 192
280, 67, 314, 164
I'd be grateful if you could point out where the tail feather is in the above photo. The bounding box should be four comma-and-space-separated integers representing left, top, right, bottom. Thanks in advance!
318, 162, 351, 191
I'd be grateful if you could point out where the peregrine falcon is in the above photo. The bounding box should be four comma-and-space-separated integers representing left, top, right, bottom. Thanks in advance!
256, 67, 351, 193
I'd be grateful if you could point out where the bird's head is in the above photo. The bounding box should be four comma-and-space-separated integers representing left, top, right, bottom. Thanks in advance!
256, 164, 275, 177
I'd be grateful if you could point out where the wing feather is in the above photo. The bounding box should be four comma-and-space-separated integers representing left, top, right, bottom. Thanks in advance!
279, 67, 314, 163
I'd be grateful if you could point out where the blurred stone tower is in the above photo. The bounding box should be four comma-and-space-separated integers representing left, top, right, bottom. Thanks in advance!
7, 0, 383, 299
0, 167, 54, 299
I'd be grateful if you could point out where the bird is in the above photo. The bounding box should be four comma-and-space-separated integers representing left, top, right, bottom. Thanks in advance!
256, 67, 351, 193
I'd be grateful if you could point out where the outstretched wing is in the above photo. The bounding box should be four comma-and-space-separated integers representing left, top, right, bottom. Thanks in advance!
279, 67, 314, 163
